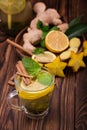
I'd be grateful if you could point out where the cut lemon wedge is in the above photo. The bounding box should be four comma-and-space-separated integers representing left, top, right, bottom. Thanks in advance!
32, 51, 56, 63
45, 30, 69, 53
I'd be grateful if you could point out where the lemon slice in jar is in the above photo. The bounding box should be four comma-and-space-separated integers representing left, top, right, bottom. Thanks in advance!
19, 79, 54, 100
17, 70, 54, 100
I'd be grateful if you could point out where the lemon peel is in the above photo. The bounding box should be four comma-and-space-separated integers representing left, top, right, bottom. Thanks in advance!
45, 57, 67, 77
68, 52, 86, 72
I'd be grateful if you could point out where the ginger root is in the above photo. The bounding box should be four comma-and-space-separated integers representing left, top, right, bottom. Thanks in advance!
33, 2, 46, 16
23, 28, 42, 51
69, 37, 81, 48
23, 2, 69, 52
83, 40, 87, 56
30, 8, 62, 29
69, 37, 81, 53
57, 23, 69, 33
60, 50, 71, 61
60, 37, 81, 61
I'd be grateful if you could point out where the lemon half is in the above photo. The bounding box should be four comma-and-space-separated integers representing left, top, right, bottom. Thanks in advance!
45, 30, 69, 53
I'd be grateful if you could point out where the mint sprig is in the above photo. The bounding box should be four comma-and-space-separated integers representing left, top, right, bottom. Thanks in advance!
37, 20, 59, 48
22, 57, 53, 86
33, 47, 45, 54
22, 57, 41, 77
37, 20, 49, 32
37, 71, 53, 86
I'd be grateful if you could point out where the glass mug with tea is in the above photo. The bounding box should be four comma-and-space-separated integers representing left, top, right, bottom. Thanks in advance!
7, 68, 55, 119
0, 0, 33, 36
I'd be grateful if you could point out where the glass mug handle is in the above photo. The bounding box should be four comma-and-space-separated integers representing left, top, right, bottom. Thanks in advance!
7, 90, 25, 111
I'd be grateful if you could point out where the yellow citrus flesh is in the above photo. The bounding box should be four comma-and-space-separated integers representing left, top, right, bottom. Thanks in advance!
45, 30, 69, 53
18, 80, 54, 100
0, 0, 26, 15
32, 51, 56, 63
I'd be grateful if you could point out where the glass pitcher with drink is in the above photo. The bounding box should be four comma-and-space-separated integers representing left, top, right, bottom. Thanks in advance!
0, 0, 33, 36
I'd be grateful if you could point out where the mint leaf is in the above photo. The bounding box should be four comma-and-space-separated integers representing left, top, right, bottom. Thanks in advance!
33, 48, 45, 54
42, 25, 49, 32
37, 20, 59, 47
37, 20, 49, 32
42, 31, 48, 39
37, 71, 53, 86
37, 20, 43, 29
40, 40, 46, 48
22, 57, 41, 77
50, 26, 59, 31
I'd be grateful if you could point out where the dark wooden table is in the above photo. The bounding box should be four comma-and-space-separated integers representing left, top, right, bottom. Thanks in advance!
0, 0, 87, 130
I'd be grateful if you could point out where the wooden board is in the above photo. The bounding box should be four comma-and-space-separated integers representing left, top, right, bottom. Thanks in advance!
0, 0, 87, 130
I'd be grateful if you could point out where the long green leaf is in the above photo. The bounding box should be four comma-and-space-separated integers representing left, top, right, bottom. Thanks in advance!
69, 15, 84, 27
65, 23, 87, 39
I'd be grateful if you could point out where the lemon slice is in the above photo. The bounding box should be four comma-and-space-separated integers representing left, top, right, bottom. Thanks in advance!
32, 51, 56, 63
0, 0, 26, 15
45, 30, 69, 53
18, 79, 54, 100
0, 0, 26, 29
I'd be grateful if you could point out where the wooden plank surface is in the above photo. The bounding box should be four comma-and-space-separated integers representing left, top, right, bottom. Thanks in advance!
0, 0, 87, 130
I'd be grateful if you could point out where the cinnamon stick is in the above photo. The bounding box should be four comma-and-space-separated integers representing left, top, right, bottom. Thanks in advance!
8, 80, 15, 86
16, 61, 31, 85
9, 75, 14, 81
17, 72, 32, 78
5, 44, 12, 62
17, 61, 31, 85
16, 63, 27, 84
6, 38, 33, 56
16, 63, 22, 73
17, 61, 28, 75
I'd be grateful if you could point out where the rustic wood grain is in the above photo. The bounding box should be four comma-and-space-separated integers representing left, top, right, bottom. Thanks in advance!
75, 68, 87, 130
0, 0, 87, 130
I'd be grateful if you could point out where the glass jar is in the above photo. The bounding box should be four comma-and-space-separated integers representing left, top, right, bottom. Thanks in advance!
0, 0, 33, 37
